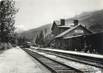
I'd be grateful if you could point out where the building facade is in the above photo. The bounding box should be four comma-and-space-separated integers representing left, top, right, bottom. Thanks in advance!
49, 19, 93, 52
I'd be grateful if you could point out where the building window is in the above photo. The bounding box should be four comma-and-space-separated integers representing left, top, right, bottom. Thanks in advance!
74, 30, 84, 33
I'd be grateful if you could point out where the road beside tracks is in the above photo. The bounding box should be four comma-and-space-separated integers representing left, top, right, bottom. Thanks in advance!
0, 47, 51, 73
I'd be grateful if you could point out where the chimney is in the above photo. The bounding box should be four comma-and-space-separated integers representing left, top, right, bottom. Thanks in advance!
60, 19, 65, 26
73, 20, 79, 26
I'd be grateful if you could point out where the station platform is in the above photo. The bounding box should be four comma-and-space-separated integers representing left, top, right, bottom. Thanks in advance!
39, 47, 103, 59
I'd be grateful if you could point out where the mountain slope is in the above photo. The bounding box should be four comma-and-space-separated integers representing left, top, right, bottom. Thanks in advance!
18, 23, 52, 41
19, 9, 103, 41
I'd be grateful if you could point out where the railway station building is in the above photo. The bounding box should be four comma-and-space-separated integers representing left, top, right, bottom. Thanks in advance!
49, 19, 94, 52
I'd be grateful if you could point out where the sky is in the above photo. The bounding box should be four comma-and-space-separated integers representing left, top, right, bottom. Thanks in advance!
14, 0, 103, 31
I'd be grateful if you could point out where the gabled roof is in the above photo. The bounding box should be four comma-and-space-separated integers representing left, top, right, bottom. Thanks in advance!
51, 21, 57, 30
54, 20, 61, 25
55, 24, 92, 38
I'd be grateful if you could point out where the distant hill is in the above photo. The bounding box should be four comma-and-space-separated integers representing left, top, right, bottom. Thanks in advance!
19, 9, 103, 41
78, 10, 103, 32
66, 9, 103, 32
18, 23, 52, 41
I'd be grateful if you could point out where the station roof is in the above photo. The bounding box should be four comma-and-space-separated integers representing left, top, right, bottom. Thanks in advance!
55, 24, 92, 39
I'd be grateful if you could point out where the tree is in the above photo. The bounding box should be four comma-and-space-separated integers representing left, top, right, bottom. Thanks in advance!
17, 36, 30, 46
35, 34, 39, 45
35, 31, 45, 47
0, 0, 18, 43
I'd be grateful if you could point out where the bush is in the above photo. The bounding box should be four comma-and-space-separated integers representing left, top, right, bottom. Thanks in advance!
0, 43, 12, 50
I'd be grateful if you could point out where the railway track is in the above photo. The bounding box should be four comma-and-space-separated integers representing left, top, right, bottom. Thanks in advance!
23, 48, 83, 73
37, 48, 103, 69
